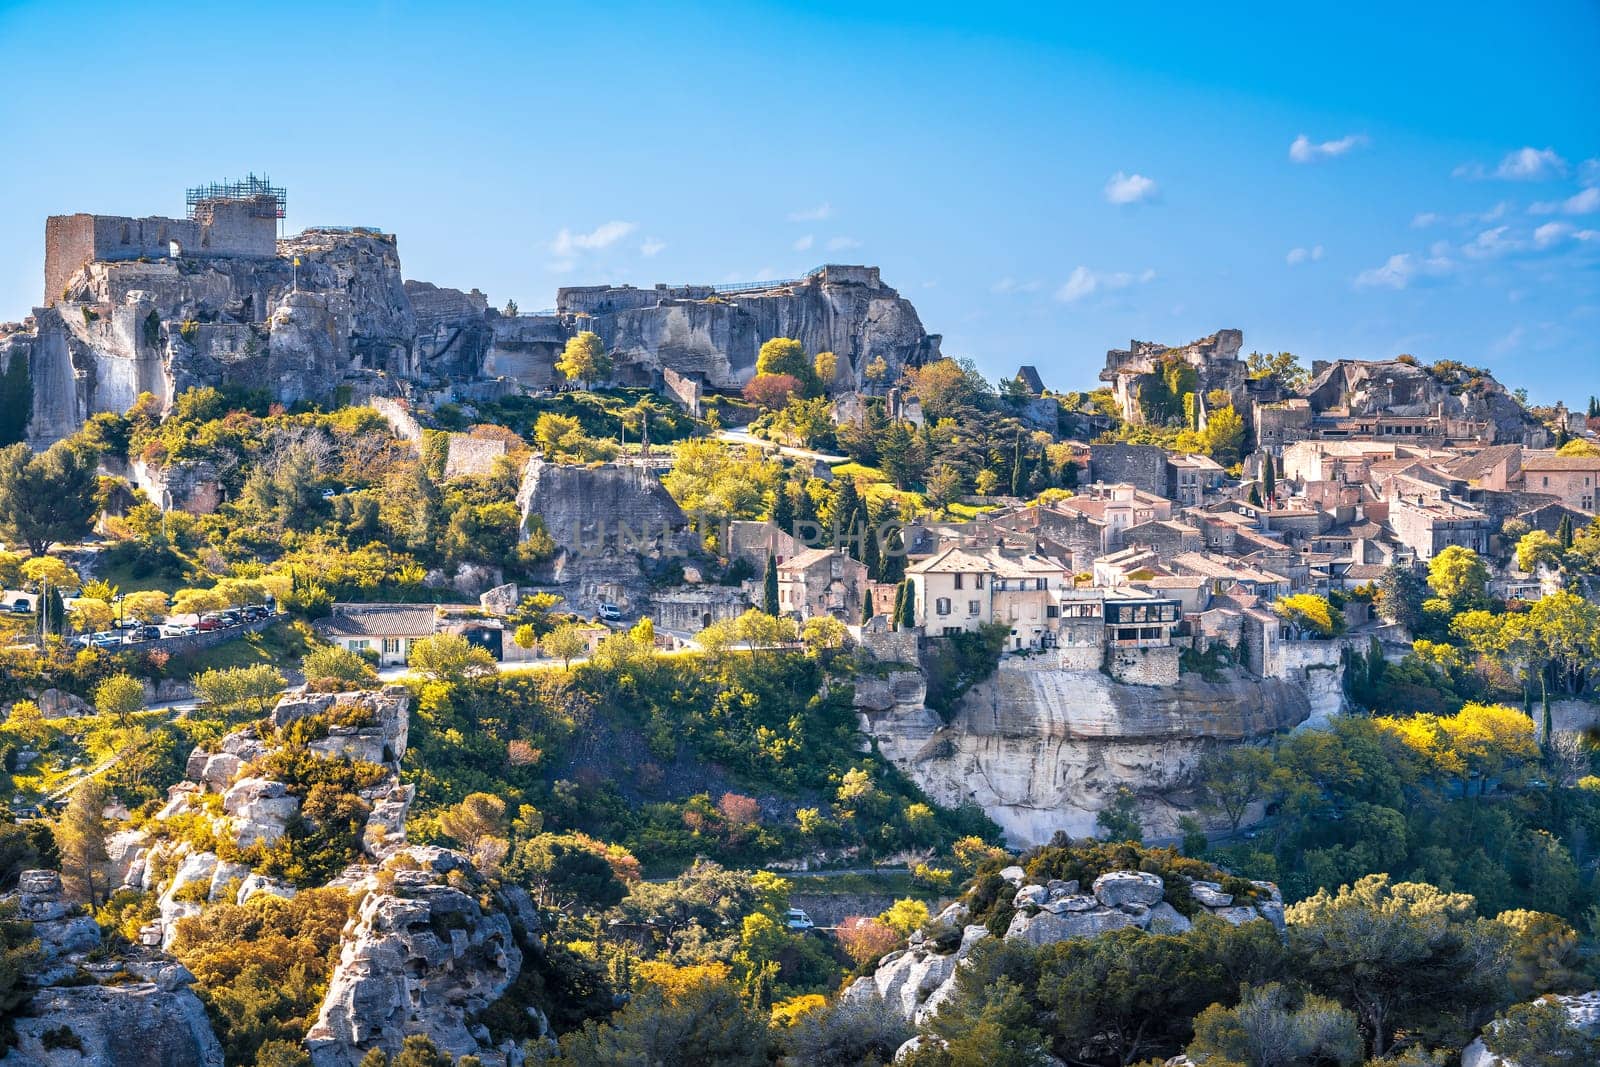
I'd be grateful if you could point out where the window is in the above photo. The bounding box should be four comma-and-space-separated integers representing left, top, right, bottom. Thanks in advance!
1047, 605, 1060, 618
383, 638, 401, 655
936, 598, 951, 616
969, 600, 981, 615
1036, 578, 1047, 590
974, 574, 984, 589
954, 573, 964, 590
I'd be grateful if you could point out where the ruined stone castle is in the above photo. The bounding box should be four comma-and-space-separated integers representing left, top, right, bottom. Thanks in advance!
1, 183, 940, 447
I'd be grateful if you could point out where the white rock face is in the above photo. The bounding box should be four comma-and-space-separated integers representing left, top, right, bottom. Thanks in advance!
1091, 871, 1164, 907
221, 777, 300, 847
304, 848, 522, 1067
860, 661, 1319, 846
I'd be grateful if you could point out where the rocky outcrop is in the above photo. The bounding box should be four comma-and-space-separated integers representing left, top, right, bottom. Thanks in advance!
304, 847, 524, 1067
1303, 358, 1546, 446
845, 869, 1285, 1028
861, 661, 1314, 846
1099, 329, 1248, 425
0, 870, 225, 1067
557, 266, 939, 392
515, 458, 697, 613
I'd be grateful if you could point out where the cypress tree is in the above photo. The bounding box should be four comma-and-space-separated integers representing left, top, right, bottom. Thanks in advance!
898, 579, 917, 629
762, 553, 779, 617
861, 588, 875, 624
1261, 453, 1276, 503
891, 581, 907, 630
1011, 437, 1028, 497
881, 521, 907, 582
1558, 514, 1575, 549
794, 479, 819, 544
863, 506, 882, 578
832, 477, 861, 544
772, 481, 795, 538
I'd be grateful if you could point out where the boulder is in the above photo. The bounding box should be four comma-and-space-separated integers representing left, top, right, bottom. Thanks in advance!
1005, 906, 1143, 945
1189, 880, 1233, 907
1146, 902, 1192, 934
1092, 871, 1164, 908
1013, 884, 1049, 909
999, 865, 1026, 886
1046, 879, 1079, 898
15, 870, 100, 960
35, 688, 94, 719
1210, 906, 1266, 926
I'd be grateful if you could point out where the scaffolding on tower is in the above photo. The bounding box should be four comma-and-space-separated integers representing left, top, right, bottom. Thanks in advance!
184, 173, 287, 220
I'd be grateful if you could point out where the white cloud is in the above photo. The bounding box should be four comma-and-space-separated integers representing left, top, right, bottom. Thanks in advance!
1104, 171, 1158, 204
1354, 252, 1454, 290
1462, 225, 1518, 259
640, 238, 666, 257
1286, 244, 1325, 265
991, 278, 1042, 294
1289, 133, 1367, 163
1496, 146, 1567, 179
1411, 212, 1441, 228
1532, 186, 1600, 215
1456, 146, 1568, 181
1535, 221, 1600, 247
826, 236, 862, 251
1055, 266, 1153, 303
788, 203, 832, 222
792, 234, 814, 252
1534, 222, 1573, 248
550, 220, 636, 256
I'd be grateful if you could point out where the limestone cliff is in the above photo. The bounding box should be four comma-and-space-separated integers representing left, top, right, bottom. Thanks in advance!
860, 661, 1327, 846
556, 265, 940, 391
9, 229, 412, 446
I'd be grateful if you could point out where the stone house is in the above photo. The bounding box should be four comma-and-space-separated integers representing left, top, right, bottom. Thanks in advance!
1387, 494, 1492, 560
317, 603, 443, 666
907, 546, 1069, 649
1167, 453, 1226, 506
1122, 519, 1204, 564
1515, 453, 1600, 514
1088, 444, 1171, 498
1169, 552, 1291, 601
1051, 484, 1173, 549
777, 549, 868, 622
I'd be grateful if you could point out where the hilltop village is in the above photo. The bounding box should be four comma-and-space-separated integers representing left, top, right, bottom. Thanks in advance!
1, 185, 1599, 1066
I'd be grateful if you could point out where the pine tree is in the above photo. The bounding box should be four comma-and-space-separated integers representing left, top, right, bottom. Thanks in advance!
762, 553, 779, 617
861, 588, 875, 624
55, 780, 110, 905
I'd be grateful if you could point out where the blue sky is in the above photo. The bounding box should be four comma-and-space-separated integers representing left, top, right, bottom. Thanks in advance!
1, 1, 1596, 403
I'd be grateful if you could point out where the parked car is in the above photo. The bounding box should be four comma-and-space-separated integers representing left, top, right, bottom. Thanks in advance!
161, 624, 199, 637
218, 610, 244, 626
8, 600, 30, 614
241, 605, 270, 620
196, 615, 227, 632
89, 632, 123, 649
129, 625, 162, 642
597, 602, 624, 622
784, 908, 815, 931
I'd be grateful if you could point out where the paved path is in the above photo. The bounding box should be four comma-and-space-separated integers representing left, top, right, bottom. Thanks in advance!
715, 428, 848, 466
